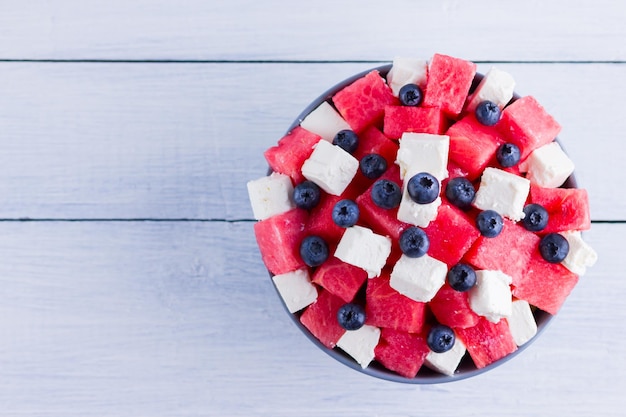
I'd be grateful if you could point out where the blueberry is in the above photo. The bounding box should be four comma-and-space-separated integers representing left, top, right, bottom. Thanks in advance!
371, 179, 402, 209
476, 210, 504, 238
332, 199, 359, 228
360, 153, 387, 179
398, 83, 424, 107
293, 180, 321, 210
427, 324, 456, 353
337, 303, 366, 331
475, 100, 501, 126
399, 227, 430, 258
539, 233, 569, 263
522, 204, 549, 232
333, 129, 359, 154
445, 177, 476, 209
447, 263, 477, 292
496, 143, 521, 168
299, 235, 329, 267
407, 172, 439, 204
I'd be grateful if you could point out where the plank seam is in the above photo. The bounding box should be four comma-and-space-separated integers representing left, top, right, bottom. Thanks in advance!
0, 59, 625, 64
0, 219, 616, 223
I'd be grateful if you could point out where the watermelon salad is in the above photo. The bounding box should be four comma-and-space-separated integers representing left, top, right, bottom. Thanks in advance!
247, 53, 598, 381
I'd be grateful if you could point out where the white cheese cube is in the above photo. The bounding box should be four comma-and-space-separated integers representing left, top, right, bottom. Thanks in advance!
508, 299, 538, 346
271, 269, 318, 313
301, 140, 359, 196
473, 167, 530, 221
336, 324, 381, 368
561, 231, 598, 276
469, 270, 513, 323
519, 142, 575, 188
424, 337, 467, 376
396, 132, 449, 182
300, 101, 352, 142
386, 57, 429, 97
389, 254, 448, 302
335, 225, 392, 278
465, 67, 516, 113
246, 172, 295, 220
397, 187, 442, 227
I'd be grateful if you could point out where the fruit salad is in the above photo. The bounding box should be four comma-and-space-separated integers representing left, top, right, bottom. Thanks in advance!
247, 53, 598, 380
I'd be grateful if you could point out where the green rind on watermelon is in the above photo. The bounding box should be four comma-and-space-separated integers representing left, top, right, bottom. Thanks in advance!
430, 283, 480, 329
374, 327, 430, 378
312, 257, 368, 303
423, 53, 477, 117
299, 289, 346, 349
264, 126, 322, 185
383, 105, 446, 139
457, 317, 517, 369
423, 204, 480, 266
529, 185, 591, 233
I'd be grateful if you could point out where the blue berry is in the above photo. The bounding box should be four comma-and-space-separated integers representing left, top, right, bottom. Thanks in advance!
299, 235, 329, 267
475, 100, 501, 126
337, 303, 366, 331
371, 179, 402, 209
332, 199, 359, 228
539, 233, 569, 263
496, 143, 521, 168
447, 263, 477, 292
407, 172, 439, 204
522, 204, 549, 232
360, 153, 387, 179
427, 324, 456, 353
399, 227, 430, 258
293, 181, 321, 210
445, 177, 475, 209
333, 129, 359, 154
476, 210, 504, 238
398, 83, 424, 107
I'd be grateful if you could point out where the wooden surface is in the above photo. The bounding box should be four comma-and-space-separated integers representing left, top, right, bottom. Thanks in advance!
0, 1, 623, 416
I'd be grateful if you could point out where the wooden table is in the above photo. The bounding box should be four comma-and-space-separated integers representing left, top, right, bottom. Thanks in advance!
0, 1, 623, 415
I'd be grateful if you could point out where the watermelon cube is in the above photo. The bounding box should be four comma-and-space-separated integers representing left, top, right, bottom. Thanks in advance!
423, 54, 477, 117
529, 185, 591, 233
498, 96, 561, 160
383, 105, 447, 139
374, 328, 430, 378
253, 208, 309, 275
299, 289, 346, 348
423, 204, 480, 266
332, 70, 398, 133
430, 283, 480, 329
352, 126, 399, 167
311, 257, 368, 303
305, 192, 348, 247
365, 272, 427, 333
264, 126, 321, 185
456, 316, 517, 369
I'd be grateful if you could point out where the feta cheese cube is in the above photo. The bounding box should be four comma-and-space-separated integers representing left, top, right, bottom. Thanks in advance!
386, 57, 429, 97
301, 140, 359, 196
424, 337, 467, 376
396, 132, 450, 181
271, 269, 318, 313
397, 187, 442, 227
389, 254, 448, 302
508, 299, 537, 346
465, 66, 516, 113
246, 172, 295, 220
519, 142, 575, 188
300, 101, 352, 142
468, 270, 513, 323
473, 167, 530, 221
561, 231, 598, 276
336, 324, 381, 368
335, 225, 392, 278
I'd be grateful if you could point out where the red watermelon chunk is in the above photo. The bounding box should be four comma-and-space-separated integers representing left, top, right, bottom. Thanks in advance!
529, 185, 591, 233
332, 70, 397, 133
446, 114, 505, 180
312, 257, 368, 303
374, 328, 430, 378
423, 54, 477, 117
513, 246, 579, 315
365, 272, 427, 333
423, 204, 480, 266
498, 96, 561, 160
464, 220, 540, 284
349, 126, 399, 194
305, 193, 347, 246
430, 283, 480, 329
457, 317, 517, 369
253, 208, 309, 275
382, 105, 446, 139
299, 289, 346, 348
264, 126, 321, 185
